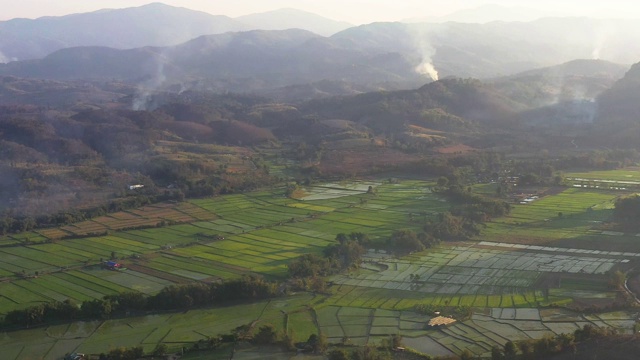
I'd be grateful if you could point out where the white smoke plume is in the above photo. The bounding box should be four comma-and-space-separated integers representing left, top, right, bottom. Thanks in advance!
415, 61, 439, 81
591, 21, 615, 60
410, 25, 439, 81
0, 51, 17, 64
132, 55, 167, 111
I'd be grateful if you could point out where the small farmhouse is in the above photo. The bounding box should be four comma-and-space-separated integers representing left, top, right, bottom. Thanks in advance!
104, 261, 122, 270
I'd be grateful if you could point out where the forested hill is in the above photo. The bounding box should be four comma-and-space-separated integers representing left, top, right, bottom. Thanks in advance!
0, 29, 427, 92
0, 76, 524, 216
1, 56, 640, 216
597, 62, 640, 124
0, 3, 247, 61
592, 62, 640, 147
302, 78, 522, 133
3, 15, 640, 95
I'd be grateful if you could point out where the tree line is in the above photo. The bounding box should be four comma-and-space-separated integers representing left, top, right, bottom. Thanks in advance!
489, 324, 617, 360
0, 192, 183, 236
3, 275, 277, 328
389, 184, 512, 255
288, 232, 368, 291
613, 194, 640, 230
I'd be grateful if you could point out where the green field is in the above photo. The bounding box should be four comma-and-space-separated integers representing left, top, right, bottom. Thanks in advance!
477, 188, 633, 247
565, 168, 640, 183
0, 296, 634, 360
0, 180, 441, 315
1, 171, 640, 359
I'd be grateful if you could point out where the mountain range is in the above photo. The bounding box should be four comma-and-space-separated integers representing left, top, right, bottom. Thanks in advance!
1, 4, 640, 73
1, 54, 639, 214
0, 3, 352, 62
235, 8, 352, 37
404, 4, 564, 24
0, 2, 639, 146
2, 17, 638, 96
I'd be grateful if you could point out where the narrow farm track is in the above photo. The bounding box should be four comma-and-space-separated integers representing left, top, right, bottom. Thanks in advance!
125, 263, 192, 284
624, 270, 640, 305
469, 319, 511, 345
364, 308, 375, 345
443, 323, 497, 351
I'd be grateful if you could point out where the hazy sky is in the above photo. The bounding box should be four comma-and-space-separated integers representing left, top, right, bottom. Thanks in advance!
1, 0, 639, 23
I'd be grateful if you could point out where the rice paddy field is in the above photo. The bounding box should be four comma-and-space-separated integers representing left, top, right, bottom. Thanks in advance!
0, 294, 319, 360
0, 180, 446, 316
477, 187, 640, 251
565, 168, 640, 184
2, 170, 640, 359
325, 241, 631, 312
1, 295, 636, 360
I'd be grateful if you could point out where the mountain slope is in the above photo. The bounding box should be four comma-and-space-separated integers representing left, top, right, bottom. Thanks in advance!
332, 18, 640, 79
491, 59, 628, 109
405, 4, 563, 23
0, 29, 430, 95
4, 16, 640, 99
595, 62, 640, 146
0, 3, 247, 61
301, 78, 520, 139
236, 8, 352, 36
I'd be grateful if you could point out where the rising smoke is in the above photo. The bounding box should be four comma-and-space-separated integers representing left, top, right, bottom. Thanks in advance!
415, 62, 439, 81
132, 55, 167, 111
591, 22, 615, 60
0, 51, 17, 64
410, 25, 439, 81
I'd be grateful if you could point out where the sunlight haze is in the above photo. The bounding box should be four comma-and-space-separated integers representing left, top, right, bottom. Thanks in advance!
2, 0, 640, 23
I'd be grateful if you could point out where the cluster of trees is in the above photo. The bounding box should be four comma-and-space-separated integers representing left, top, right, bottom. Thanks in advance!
80, 343, 167, 360
3, 276, 277, 328
327, 335, 405, 360
489, 324, 617, 360
386, 229, 439, 255
328, 347, 392, 360
445, 185, 511, 220
96, 346, 144, 360
149, 275, 276, 310
178, 169, 275, 198
423, 212, 480, 243
415, 185, 512, 245
181, 323, 329, 355
613, 194, 640, 229
0, 192, 183, 236
508, 150, 640, 187
4, 299, 81, 327
288, 233, 367, 290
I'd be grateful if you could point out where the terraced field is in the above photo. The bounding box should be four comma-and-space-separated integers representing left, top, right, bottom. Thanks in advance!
325, 239, 634, 313
0, 180, 444, 315
0, 294, 319, 360
477, 187, 640, 249
1, 296, 634, 360
2, 170, 640, 359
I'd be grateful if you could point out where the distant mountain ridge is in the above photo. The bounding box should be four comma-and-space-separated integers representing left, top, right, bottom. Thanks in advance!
405, 4, 564, 23
0, 29, 430, 96
596, 62, 640, 127
3, 4, 640, 96
490, 59, 628, 108
0, 3, 247, 61
0, 3, 354, 62
507, 59, 628, 79
332, 18, 640, 79
236, 8, 352, 37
